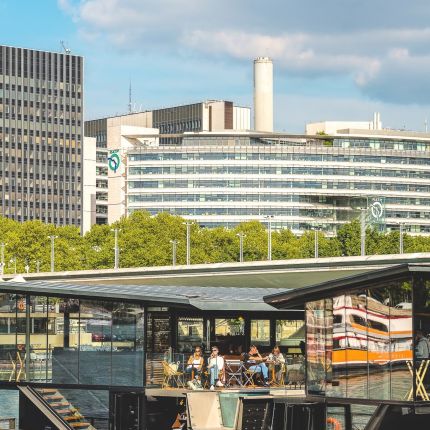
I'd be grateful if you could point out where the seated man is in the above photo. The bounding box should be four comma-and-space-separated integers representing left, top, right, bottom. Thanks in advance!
208, 346, 225, 390
245, 345, 269, 386
186, 346, 204, 382
268, 346, 286, 383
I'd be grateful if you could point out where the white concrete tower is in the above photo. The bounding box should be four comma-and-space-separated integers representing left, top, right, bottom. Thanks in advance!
253, 57, 273, 132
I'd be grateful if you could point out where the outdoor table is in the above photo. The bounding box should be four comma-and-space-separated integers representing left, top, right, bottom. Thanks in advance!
224, 359, 245, 387
405, 359, 430, 401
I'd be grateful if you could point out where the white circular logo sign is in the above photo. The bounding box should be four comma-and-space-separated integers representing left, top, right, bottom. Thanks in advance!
370, 201, 384, 220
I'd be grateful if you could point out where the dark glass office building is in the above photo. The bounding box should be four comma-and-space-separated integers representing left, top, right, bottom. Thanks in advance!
0, 45, 83, 226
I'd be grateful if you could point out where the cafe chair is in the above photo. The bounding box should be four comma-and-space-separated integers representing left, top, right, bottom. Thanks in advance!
162, 360, 185, 389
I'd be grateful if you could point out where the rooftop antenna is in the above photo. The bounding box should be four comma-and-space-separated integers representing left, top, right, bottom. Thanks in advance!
128, 81, 132, 113
60, 40, 71, 55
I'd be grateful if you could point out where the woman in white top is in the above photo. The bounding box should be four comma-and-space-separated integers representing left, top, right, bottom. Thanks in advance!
207, 346, 224, 390
268, 346, 286, 383
186, 346, 204, 380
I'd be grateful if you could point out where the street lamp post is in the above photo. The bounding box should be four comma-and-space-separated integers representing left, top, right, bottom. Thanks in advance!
48, 235, 58, 273
36, 260, 40, 273
264, 216, 274, 261
183, 222, 193, 265
170, 240, 178, 266
360, 209, 366, 257
0, 242, 5, 276
314, 228, 319, 259
111, 228, 120, 270
400, 223, 404, 254
10, 257, 16, 275
236, 233, 246, 263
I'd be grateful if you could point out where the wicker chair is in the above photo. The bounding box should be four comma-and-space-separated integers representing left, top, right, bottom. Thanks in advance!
161, 361, 185, 388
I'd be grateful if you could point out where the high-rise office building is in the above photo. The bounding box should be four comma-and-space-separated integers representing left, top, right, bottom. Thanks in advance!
0, 45, 84, 227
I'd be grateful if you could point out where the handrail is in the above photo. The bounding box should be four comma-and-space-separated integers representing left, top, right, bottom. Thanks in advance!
18, 386, 75, 430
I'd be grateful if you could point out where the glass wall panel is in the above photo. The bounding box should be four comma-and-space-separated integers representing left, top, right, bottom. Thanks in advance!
214, 318, 245, 355
79, 300, 112, 386
28, 296, 48, 382
0, 293, 16, 381
111, 302, 145, 386
327, 295, 346, 397
50, 298, 80, 384
15, 294, 27, 382
367, 288, 390, 400
177, 317, 204, 353
306, 299, 329, 395
390, 282, 412, 400
344, 291, 368, 399
250, 320, 270, 347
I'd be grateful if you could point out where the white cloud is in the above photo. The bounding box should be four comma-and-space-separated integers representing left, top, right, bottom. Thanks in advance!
58, 0, 430, 105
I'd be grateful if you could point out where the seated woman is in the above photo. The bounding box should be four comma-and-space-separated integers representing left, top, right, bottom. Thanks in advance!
186, 346, 204, 382
268, 346, 286, 383
246, 345, 269, 386
208, 346, 225, 390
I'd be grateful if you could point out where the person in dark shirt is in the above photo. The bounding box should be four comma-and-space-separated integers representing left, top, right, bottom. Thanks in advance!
247, 345, 269, 386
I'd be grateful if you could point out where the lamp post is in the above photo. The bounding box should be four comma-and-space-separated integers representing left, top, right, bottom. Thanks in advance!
360, 209, 366, 257
48, 235, 58, 273
264, 216, 274, 261
36, 260, 40, 273
170, 240, 179, 266
0, 242, 5, 276
9, 257, 16, 275
399, 223, 404, 254
237, 233, 246, 263
183, 222, 193, 266
111, 228, 121, 270
314, 228, 319, 259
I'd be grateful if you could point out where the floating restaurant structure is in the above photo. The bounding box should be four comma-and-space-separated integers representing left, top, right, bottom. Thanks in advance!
265, 263, 430, 429
0, 280, 305, 429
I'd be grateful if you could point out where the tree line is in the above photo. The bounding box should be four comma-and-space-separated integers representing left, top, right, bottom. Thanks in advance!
0, 211, 429, 274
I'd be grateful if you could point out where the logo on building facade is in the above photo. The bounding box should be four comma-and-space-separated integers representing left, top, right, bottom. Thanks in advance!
108, 150, 120, 173
367, 197, 386, 231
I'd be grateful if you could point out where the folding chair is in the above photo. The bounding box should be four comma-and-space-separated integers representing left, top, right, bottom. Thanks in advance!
162, 361, 185, 388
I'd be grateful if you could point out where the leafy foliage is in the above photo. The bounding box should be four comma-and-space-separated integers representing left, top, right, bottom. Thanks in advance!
0, 211, 429, 273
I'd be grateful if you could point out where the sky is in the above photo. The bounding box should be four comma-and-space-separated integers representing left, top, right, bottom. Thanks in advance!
2, 0, 430, 132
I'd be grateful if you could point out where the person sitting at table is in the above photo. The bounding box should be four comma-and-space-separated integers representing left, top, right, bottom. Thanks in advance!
268, 346, 286, 383
208, 346, 225, 390
186, 346, 204, 381
247, 345, 269, 386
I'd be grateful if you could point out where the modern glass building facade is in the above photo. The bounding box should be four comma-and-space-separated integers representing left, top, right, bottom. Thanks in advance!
0, 45, 83, 226
123, 132, 430, 235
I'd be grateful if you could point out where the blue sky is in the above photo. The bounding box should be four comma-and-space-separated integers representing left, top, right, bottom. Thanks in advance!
2, 0, 430, 132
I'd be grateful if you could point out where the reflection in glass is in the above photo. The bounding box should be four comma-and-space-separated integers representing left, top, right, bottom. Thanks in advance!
111, 302, 145, 386
79, 300, 112, 385
0, 294, 16, 381
177, 317, 203, 353
367, 288, 390, 400
328, 295, 346, 397
306, 299, 329, 395
250, 320, 270, 347
50, 297, 80, 384
390, 283, 412, 400
214, 318, 245, 354
275, 320, 305, 348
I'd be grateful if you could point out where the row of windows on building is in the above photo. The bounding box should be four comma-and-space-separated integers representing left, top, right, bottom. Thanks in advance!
0, 114, 81, 127
128, 180, 430, 192
129, 152, 430, 164
0, 82, 82, 92
0, 186, 81, 196
0, 157, 81, 168
0, 173, 80, 182
0, 47, 82, 84
0, 141, 81, 153
129, 166, 430, 179
157, 120, 202, 134
0, 97, 81, 111
1, 214, 80, 225
0, 87, 81, 101
127, 193, 429, 206
0, 128, 81, 140
130, 206, 429, 219
1, 200, 80, 210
